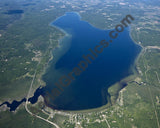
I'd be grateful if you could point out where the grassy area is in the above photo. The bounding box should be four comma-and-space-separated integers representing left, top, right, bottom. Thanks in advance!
0, 0, 65, 102
0, 108, 54, 128
0, 0, 160, 128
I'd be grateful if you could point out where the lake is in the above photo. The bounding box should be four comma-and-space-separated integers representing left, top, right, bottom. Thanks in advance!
42, 12, 141, 111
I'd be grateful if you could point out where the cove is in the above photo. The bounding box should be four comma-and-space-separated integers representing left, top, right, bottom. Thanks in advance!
42, 12, 141, 111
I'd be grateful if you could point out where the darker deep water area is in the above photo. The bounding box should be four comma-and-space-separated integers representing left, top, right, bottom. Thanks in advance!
0, 12, 141, 111
4, 10, 24, 15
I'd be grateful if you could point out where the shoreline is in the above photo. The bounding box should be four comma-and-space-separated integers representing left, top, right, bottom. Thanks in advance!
39, 13, 143, 114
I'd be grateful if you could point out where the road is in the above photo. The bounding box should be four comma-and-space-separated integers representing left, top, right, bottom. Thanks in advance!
155, 71, 160, 84
25, 61, 60, 128
142, 47, 160, 128
137, 28, 160, 128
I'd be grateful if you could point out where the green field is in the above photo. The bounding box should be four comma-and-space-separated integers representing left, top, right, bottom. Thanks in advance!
0, 0, 160, 128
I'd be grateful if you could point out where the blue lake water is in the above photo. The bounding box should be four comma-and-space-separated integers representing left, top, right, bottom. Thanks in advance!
42, 12, 141, 110
0, 12, 141, 111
